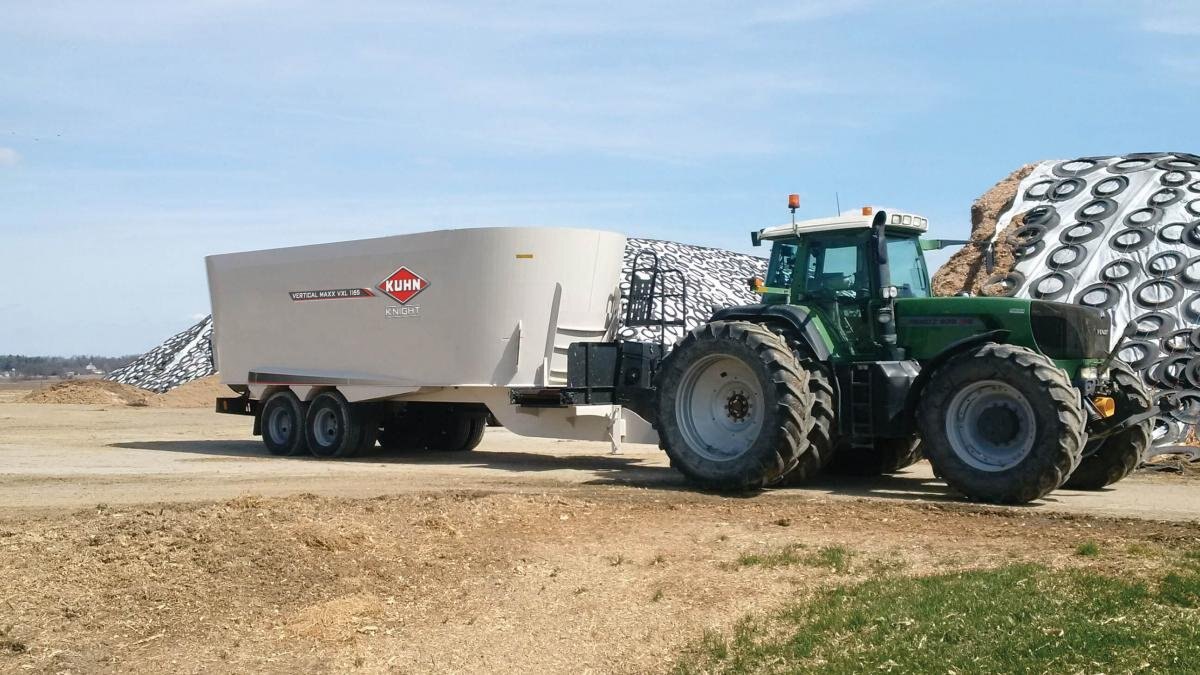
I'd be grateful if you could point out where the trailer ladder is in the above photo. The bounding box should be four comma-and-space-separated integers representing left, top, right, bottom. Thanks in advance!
624, 250, 688, 344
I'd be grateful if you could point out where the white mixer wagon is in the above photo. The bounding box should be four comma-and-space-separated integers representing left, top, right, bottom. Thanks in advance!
207, 227, 660, 457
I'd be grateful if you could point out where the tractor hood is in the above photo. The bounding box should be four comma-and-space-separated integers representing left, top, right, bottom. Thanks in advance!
894, 296, 1110, 361
1027, 300, 1110, 360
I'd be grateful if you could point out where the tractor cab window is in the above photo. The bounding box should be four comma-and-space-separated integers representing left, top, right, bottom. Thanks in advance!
886, 235, 931, 298
766, 242, 798, 288
804, 240, 862, 298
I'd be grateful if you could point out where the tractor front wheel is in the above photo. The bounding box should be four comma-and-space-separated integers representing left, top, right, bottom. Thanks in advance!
918, 343, 1085, 504
656, 321, 814, 491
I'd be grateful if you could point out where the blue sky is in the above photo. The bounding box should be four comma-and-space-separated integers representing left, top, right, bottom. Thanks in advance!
2, 1, 1198, 355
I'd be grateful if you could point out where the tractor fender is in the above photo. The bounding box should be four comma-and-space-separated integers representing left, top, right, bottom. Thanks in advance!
904, 329, 1011, 417
709, 304, 831, 361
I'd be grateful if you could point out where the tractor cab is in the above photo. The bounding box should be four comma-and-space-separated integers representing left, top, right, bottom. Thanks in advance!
753, 206, 935, 358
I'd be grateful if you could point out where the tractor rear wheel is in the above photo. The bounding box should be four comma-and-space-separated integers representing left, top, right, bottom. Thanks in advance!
1063, 361, 1151, 490
655, 320, 814, 491
829, 437, 922, 476
918, 343, 1085, 504
774, 355, 836, 486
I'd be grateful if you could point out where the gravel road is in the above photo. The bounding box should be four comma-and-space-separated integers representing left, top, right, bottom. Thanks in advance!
1, 402, 1195, 521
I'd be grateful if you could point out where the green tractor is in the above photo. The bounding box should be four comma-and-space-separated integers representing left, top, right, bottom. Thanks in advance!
644, 204, 1155, 504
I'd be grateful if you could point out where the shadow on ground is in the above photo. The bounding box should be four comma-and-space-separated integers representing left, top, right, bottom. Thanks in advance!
108, 439, 676, 481
108, 439, 1082, 507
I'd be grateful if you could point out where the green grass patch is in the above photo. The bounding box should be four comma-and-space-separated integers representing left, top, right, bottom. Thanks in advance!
676, 564, 1200, 674
733, 544, 806, 569
803, 546, 852, 573
731, 544, 854, 573
1075, 540, 1100, 557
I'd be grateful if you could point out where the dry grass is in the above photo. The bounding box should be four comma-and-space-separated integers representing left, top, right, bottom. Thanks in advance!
2, 491, 1199, 673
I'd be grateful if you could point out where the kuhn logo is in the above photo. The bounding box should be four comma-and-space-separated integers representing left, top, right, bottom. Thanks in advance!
378, 266, 429, 305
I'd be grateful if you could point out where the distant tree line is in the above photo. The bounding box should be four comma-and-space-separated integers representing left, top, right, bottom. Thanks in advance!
0, 355, 139, 378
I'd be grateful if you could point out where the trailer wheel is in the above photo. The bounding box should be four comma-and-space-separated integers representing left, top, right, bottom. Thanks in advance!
305, 390, 371, 459
425, 413, 486, 452
355, 404, 380, 454
655, 320, 813, 491
379, 409, 486, 452
260, 390, 308, 456
829, 437, 922, 476
1063, 361, 1152, 490
378, 420, 422, 452
918, 343, 1084, 504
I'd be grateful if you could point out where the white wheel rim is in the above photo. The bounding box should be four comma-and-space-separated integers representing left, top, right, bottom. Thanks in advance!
312, 407, 340, 447
675, 354, 765, 461
945, 380, 1036, 472
267, 405, 293, 446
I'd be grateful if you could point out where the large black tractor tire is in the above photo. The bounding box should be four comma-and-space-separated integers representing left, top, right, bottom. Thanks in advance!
655, 320, 815, 491
774, 355, 837, 486
304, 390, 374, 459
260, 390, 309, 456
918, 343, 1085, 504
829, 437, 923, 476
1063, 361, 1152, 490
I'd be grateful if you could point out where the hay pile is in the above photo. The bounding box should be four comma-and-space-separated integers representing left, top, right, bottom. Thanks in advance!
150, 375, 231, 408
21, 376, 229, 408
930, 163, 1036, 296
22, 380, 152, 406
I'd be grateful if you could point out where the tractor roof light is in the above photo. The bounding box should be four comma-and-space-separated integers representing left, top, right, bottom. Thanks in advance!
788, 194, 800, 210
861, 206, 873, 216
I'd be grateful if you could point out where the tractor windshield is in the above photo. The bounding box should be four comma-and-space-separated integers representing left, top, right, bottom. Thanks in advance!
766, 242, 798, 288
886, 235, 930, 298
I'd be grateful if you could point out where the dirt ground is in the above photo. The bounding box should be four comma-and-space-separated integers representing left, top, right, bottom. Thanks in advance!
1, 398, 1199, 673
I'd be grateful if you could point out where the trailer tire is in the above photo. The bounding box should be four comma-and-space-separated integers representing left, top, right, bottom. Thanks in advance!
355, 405, 380, 454
378, 421, 423, 452
917, 343, 1084, 504
379, 409, 486, 452
425, 413, 487, 452
260, 390, 308, 456
1063, 361, 1152, 490
775, 354, 836, 486
655, 320, 813, 491
305, 390, 371, 459
829, 437, 922, 476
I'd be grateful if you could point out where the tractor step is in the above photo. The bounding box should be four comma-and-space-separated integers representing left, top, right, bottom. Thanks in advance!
835, 360, 921, 441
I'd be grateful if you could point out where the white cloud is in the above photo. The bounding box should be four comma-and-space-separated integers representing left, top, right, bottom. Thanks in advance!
0, 147, 20, 166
